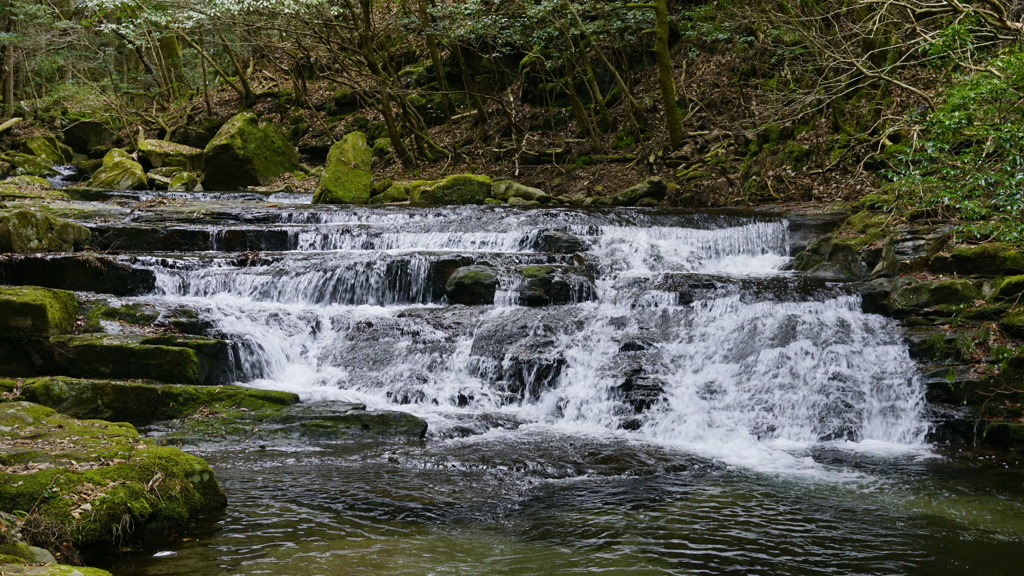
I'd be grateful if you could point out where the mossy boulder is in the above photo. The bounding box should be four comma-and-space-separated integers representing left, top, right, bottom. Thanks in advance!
0, 210, 90, 253
991, 275, 1024, 303
792, 235, 875, 280
445, 265, 499, 305
49, 334, 231, 385
63, 120, 116, 158
87, 149, 147, 191
168, 171, 201, 192
4, 152, 58, 177
203, 112, 299, 190
21, 136, 74, 166
929, 243, 1024, 276
368, 182, 411, 204
0, 286, 78, 338
999, 309, 1024, 338
0, 402, 226, 555
0, 177, 71, 202
312, 131, 373, 204
411, 174, 492, 205
491, 180, 552, 203
889, 279, 981, 316
6, 376, 299, 426
137, 139, 203, 171
612, 176, 667, 207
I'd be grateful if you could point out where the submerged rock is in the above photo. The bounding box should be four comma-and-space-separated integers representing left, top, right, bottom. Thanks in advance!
0, 402, 226, 556
445, 265, 499, 305
203, 112, 299, 190
313, 131, 373, 204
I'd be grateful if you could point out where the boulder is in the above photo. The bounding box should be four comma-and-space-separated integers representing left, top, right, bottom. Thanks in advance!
0, 286, 78, 338
0, 254, 156, 295
63, 120, 116, 158
531, 229, 586, 254
792, 235, 876, 281
445, 265, 499, 305
491, 180, 552, 203
20, 135, 73, 166
0, 210, 90, 253
312, 131, 373, 204
137, 138, 203, 171
168, 171, 201, 192
88, 149, 147, 190
4, 152, 57, 177
612, 176, 667, 206
411, 174, 492, 205
0, 402, 226, 556
888, 279, 981, 317
6, 376, 299, 426
514, 265, 595, 306
264, 402, 429, 441
991, 275, 1024, 303
203, 112, 299, 190
368, 182, 411, 204
50, 333, 233, 386
929, 243, 1024, 276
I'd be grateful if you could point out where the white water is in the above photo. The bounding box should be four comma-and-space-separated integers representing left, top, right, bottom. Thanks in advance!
137, 206, 927, 472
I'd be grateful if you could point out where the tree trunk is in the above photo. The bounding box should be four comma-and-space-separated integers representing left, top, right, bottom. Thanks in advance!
653, 0, 684, 149
2, 1, 16, 117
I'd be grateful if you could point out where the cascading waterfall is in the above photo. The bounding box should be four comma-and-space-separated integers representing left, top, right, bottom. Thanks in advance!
137, 205, 927, 469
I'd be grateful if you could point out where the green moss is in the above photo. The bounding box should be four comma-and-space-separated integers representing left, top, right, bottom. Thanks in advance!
0, 286, 79, 338
88, 157, 147, 191
999, 309, 1024, 338
203, 112, 300, 190
0, 402, 226, 552
0, 209, 91, 253
22, 135, 74, 165
520, 265, 555, 278
890, 279, 981, 314
50, 334, 202, 385
313, 132, 373, 204
991, 275, 1024, 303
930, 243, 1024, 275
368, 183, 411, 204
411, 174, 492, 205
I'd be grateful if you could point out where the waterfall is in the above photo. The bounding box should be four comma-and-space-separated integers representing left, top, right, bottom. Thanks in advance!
136, 205, 927, 466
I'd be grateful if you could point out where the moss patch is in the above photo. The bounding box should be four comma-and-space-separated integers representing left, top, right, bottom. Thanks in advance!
0, 286, 78, 338
889, 279, 981, 315
0, 210, 91, 253
312, 132, 373, 204
411, 174, 492, 205
0, 402, 226, 555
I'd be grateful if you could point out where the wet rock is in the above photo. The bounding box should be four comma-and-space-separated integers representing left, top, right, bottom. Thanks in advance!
929, 243, 1024, 276
137, 138, 204, 171
368, 182, 411, 204
614, 374, 665, 417
88, 149, 147, 190
446, 265, 499, 305
5, 376, 299, 426
168, 171, 202, 192
491, 180, 552, 203
412, 174, 492, 205
531, 229, 586, 254
50, 333, 232, 385
516, 265, 594, 306
265, 402, 428, 441
0, 254, 156, 295
313, 131, 373, 204
3, 152, 57, 177
203, 112, 300, 190
87, 224, 211, 252
469, 310, 570, 402
0, 209, 90, 253
611, 176, 667, 206
0, 402, 226, 555
792, 235, 875, 280
870, 227, 949, 278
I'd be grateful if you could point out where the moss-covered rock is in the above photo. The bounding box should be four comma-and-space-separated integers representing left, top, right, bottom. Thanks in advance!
445, 265, 499, 305
5, 377, 298, 426
3, 152, 58, 177
0, 286, 78, 338
0, 178, 71, 202
889, 279, 981, 316
21, 136, 74, 166
368, 182, 411, 204
792, 235, 875, 280
0, 210, 90, 254
929, 243, 1024, 276
312, 131, 373, 204
168, 171, 201, 192
63, 120, 116, 158
612, 176, 667, 206
491, 180, 552, 203
87, 149, 147, 191
0, 402, 226, 556
137, 139, 203, 171
991, 275, 1024, 303
203, 112, 299, 190
49, 334, 231, 386
999, 309, 1024, 338
411, 174, 492, 205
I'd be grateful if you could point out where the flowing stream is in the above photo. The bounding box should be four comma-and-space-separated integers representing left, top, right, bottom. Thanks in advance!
88, 197, 1024, 575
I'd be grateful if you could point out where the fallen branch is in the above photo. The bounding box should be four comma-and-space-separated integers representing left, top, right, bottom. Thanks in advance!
0, 117, 23, 136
